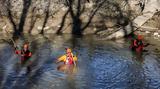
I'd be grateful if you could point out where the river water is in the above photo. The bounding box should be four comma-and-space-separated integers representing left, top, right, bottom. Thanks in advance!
0, 34, 160, 89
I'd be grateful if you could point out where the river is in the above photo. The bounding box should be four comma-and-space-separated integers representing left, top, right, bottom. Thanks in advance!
0, 34, 160, 89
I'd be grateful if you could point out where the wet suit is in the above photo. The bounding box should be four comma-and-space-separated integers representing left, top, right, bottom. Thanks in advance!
133, 39, 144, 52
129, 33, 137, 50
15, 49, 32, 73
20, 50, 32, 64
129, 33, 144, 52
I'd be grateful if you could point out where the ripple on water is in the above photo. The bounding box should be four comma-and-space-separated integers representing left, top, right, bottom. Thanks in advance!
0, 35, 160, 89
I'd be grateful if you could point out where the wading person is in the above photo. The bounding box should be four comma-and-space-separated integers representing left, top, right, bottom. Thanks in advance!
57, 48, 77, 65
56, 48, 78, 73
129, 34, 149, 62
15, 43, 32, 73
129, 32, 144, 52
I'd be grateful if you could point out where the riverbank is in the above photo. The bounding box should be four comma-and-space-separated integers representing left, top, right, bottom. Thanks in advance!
0, 0, 160, 39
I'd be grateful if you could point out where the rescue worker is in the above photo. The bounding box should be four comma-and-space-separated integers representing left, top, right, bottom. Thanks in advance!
15, 43, 32, 73
57, 48, 78, 73
129, 33, 144, 53
129, 33, 150, 62
57, 48, 77, 65
129, 32, 137, 50
133, 35, 144, 52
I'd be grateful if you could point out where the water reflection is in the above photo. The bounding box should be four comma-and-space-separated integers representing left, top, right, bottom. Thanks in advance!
131, 51, 144, 63
57, 64, 78, 74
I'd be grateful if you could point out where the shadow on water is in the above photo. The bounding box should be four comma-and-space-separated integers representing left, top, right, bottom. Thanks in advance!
0, 34, 160, 89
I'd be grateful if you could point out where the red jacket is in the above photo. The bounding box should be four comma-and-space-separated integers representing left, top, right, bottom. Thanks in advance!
133, 39, 144, 52
15, 50, 32, 61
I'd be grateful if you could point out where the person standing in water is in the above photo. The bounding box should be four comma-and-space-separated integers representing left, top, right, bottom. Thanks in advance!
15, 43, 32, 73
56, 48, 78, 73
129, 33, 149, 62
57, 48, 77, 66
129, 32, 144, 52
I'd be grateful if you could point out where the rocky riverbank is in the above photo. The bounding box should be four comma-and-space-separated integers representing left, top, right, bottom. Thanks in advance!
0, 0, 160, 40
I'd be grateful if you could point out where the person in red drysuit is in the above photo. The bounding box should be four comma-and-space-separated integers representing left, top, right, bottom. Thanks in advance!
15, 43, 32, 73
133, 35, 144, 53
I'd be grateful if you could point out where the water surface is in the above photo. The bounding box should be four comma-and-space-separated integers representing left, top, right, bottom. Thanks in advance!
0, 34, 160, 89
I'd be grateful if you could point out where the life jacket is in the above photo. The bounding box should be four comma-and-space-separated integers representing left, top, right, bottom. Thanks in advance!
133, 39, 144, 52
136, 39, 143, 46
57, 54, 77, 62
65, 52, 74, 65
21, 50, 32, 61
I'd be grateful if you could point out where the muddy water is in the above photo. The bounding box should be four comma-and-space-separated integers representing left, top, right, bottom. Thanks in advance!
0, 34, 160, 89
